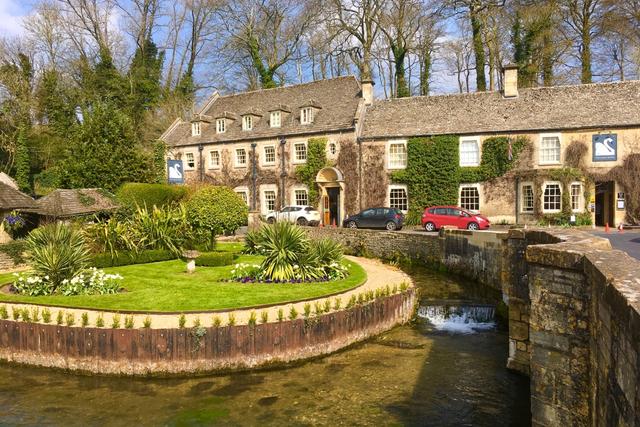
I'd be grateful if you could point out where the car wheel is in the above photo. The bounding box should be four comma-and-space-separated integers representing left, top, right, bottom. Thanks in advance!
267, 217, 276, 224
424, 222, 436, 232
347, 220, 358, 229
467, 222, 479, 230
297, 217, 308, 226
385, 221, 397, 231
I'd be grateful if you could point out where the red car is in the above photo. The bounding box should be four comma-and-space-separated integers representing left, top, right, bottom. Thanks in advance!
421, 206, 490, 231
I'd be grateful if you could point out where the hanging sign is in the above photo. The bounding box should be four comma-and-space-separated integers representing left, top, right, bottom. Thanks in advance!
167, 159, 184, 184
592, 134, 617, 162
617, 192, 625, 210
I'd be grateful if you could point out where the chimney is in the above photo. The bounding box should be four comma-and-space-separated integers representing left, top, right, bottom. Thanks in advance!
361, 79, 374, 105
502, 64, 519, 98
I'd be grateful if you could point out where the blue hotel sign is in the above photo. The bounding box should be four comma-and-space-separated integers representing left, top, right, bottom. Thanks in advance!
592, 134, 617, 162
167, 159, 184, 184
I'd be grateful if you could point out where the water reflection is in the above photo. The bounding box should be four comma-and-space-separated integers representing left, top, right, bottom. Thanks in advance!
0, 264, 530, 426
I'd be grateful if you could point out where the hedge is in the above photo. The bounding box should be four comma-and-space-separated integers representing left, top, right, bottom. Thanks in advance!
194, 251, 235, 267
91, 249, 176, 268
0, 240, 27, 264
116, 183, 188, 209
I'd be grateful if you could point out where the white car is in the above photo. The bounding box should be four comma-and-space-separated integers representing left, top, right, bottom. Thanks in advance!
265, 205, 321, 226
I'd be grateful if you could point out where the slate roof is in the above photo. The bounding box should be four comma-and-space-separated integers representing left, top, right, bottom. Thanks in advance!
360, 80, 640, 139
164, 76, 362, 147
0, 182, 35, 210
28, 189, 118, 218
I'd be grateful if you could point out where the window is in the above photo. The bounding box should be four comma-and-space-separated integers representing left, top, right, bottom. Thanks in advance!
543, 182, 562, 212
270, 111, 281, 128
301, 107, 314, 124
294, 143, 307, 163
388, 185, 408, 212
264, 191, 276, 212
361, 209, 375, 217
216, 119, 225, 134
571, 183, 583, 212
388, 140, 407, 169
209, 150, 220, 168
460, 185, 480, 211
263, 146, 276, 165
521, 183, 534, 213
539, 134, 561, 164
294, 189, 308, 206
242, 115, 253, 131
191, 122, 201, 136
235, 148, 247, 167
235, 188, 249, 206
459, 138, 480, 167
185, 152, 195, 169
329, 142, 337, 155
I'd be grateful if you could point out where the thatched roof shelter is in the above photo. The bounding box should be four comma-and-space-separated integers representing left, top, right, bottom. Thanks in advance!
0, 182, 35, 211
27, 188, 119, 219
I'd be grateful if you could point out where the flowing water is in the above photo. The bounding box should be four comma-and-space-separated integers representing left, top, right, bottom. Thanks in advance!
0, 265, 531, 426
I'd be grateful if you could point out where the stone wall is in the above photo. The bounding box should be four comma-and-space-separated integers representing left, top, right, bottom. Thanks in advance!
0, 290, 416, 376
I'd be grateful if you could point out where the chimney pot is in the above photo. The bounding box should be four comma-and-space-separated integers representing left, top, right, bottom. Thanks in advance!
502, 65, 519, 98
361, 79, 374, 105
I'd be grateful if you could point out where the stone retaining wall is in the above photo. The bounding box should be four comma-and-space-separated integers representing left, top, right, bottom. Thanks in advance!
0, 290, 416, 375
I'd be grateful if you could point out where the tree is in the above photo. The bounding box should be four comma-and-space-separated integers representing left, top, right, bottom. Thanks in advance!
57, 102, 153, 191
127, 38, 164, 128
14, 126, 32, 193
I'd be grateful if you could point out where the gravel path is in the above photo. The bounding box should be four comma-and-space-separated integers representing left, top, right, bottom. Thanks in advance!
0, 256, 412, 329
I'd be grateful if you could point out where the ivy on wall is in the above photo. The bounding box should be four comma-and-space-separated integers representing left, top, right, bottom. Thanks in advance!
392, 135, 529, 224
295, 137, 328, 203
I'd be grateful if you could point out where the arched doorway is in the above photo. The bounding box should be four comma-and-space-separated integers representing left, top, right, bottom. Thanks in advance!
316, 167, 345, 226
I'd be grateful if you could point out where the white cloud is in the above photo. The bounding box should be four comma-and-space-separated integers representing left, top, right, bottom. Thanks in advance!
0, 0, 27, 37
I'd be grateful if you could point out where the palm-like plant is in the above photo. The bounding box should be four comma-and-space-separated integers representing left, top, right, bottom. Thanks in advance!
259, 222, 312, 281
26, 223, 90, 292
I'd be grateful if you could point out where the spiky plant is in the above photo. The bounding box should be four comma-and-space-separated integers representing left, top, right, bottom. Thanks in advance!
259, 222, 312, 281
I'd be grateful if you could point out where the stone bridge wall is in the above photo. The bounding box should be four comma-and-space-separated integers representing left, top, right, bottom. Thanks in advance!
305, 227, 640, 426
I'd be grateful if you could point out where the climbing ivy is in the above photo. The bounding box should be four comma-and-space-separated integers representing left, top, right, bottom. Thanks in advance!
392, 135, 529, 224
295, 137, 328, 203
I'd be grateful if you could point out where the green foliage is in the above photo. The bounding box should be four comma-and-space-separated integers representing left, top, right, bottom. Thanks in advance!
0, 305, 7, 319
56, 310, 64, 325
95, 314, 104, 327
124, 315, 134, 328
458, 137, 528, 182
153, 141, 167, 184
26, 223, 90, 292
248, 311, 257, 326
333, 298, 341, 310
295, 138, 328, 203
14, 126, 32, 193
260, 311, 268, 324
65, 312, 75, 326
277, 308, 284, 322
91, 249, 175, 268
143, 315, 152, 328
185, 186, 248, 245
111, 313, 121, 328
303, 303, 311, 319
178, 313, 186, 328
0, 240, 27, 264
288, 305, 298, 320
42, 308, 51, 323
116, 183, 188, 210
212, 315, 221, 327
227, 312, 236, 326
81, 312, 89, 327
195, 252, 235, 267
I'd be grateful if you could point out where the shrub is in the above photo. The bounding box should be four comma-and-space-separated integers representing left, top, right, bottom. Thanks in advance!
0, 240, 27, 265
288, 305, 298, 320
25, 223, 90, 293
333, 298, 341, 310
277, 308, 284, 322
91, 249, 175, 268
323, 299, 331, 313
227, 312, 236, 326
178, 313, 186, 328
124, 315, 134, 329
65, 312, 75, 326
96, 314, 105, 327
212, 315, 222, 327
111, 313, 121, 328
185, 186, 248, 246
81, 312, 89, 327
193, 317, 201, 327
195, 251, 235, 267
248, 311, 257, 326
260, 311, 268, 324
143, 316, 152, 328
31, 307, 40, 322
42, 308, 51, 323
0, 305, 8, 319
11, 308, 19, 320
56, 310, 64, 325
21, 308, 30, 322
116, 183, 188, 210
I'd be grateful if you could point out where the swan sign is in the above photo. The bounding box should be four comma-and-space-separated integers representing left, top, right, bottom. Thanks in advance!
592, 134, 617, 162
167, 160, 184, 184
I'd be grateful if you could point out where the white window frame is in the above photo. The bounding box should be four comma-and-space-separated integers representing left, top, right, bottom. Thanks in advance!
539, 133, 562, 165
293, 142, 307, 164
570, 181, 583, 212
260, 185, 278, 215
291, 186, 309, 206
459, 136, 480, 167
234, 186, 249, 206
542, 181, 562, 213
208, 150, 220, 169
387, 139, 407, 170
191, 121, 201, 137
184, 152, 196, 170
520, 182, 535, 214
387, 184, 409, 213
262, 145, 276, 166
459, 183, 481, 212
270, 111, 281, 128
300, 107, 314, 124
234, 148, 248, 167
216, 119, 225, 134
242, 115, 253, 131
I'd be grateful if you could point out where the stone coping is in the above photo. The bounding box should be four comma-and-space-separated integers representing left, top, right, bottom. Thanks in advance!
0, 256, 412, 330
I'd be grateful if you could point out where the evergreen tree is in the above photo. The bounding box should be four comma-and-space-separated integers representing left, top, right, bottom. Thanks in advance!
127, 39, 165, 128
14, 126, 32, 193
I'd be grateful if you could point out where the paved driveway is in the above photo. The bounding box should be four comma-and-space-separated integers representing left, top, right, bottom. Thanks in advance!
588, 230, 640, 260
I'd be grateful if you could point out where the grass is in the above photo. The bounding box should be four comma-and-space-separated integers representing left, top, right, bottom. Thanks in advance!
0, 254, 366, 312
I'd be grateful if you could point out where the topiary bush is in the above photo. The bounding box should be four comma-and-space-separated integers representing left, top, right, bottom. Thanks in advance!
185, 186, 248, 247
91, 249, 175, 268
116, 183, 188, 210
195, 251, 235, 267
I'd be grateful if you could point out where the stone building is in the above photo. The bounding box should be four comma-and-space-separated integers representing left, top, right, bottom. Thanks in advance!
162, 67, 640, 226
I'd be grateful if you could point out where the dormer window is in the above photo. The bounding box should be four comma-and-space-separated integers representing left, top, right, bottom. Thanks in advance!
270, 111, 281, 128
191, 121, 201, 136
216, 119, 226, 134
301, 107, 314, 124
242, 115, 253, 131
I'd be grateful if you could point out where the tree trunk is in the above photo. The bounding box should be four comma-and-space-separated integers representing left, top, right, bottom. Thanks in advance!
580, 28, 592, 83
420, 47, 431, 95
470, 7, 487, 91
392, 44, 409, 98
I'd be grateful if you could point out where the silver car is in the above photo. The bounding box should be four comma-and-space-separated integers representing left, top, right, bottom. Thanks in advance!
265, 205, 321, 226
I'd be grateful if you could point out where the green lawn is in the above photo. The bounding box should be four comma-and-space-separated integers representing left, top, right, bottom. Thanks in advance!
0, 255, 366, 312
